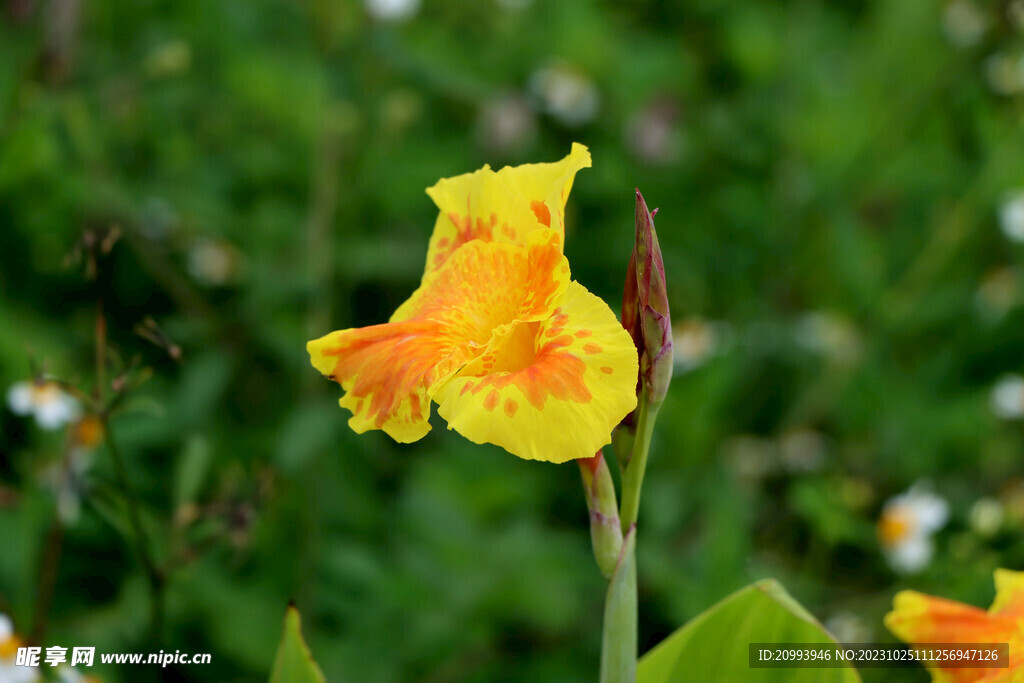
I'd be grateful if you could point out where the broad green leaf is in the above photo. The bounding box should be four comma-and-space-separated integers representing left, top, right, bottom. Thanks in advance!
269, 606, 326, 683
638, 579, 861, 683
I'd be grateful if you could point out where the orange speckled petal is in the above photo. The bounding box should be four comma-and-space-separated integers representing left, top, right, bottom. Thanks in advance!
309, 234, 572, 442
308, 320, 462, 442
422, 144, 591, 274
886, 590, 1021, 683
433, 280, 639, 463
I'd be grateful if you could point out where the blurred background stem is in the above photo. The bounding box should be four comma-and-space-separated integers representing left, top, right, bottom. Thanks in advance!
96, 289, 165, 640
104, 422, 166, 641
29, 512, 63, 645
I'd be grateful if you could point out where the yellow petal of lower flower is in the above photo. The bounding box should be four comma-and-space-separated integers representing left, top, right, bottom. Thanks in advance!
887, 591, 1003, 646
433, 280, 639, 463
886, 583, 1024, 683
309, 235, 572, 442
422, 144, 591, 275
990, 569, 1024, 616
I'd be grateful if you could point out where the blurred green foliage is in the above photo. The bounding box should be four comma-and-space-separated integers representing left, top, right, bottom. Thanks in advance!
1, 0, 1024, 681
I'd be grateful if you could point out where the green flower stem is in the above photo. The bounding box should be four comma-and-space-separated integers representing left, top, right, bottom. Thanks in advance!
618, 388, 660, 533
598, 386, 662, 683
599, 525, 636, 683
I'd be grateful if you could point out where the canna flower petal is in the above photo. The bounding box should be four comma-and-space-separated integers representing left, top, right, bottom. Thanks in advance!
990, 567, 1024, 616
422, 143, 591, 274
433, 281, 639, 463
886, 569, 1024, 682
308, 232, 570, 442
887, 592, 1010, 649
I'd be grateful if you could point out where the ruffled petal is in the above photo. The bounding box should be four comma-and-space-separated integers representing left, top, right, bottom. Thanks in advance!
309, 235, 571, 442
887, 591, 1010, 646
886, 587, 1021, 683
495, 142, 591, 238
433, 280, 639, 463
422, 144, 591, 275
990, 568, 1024, 616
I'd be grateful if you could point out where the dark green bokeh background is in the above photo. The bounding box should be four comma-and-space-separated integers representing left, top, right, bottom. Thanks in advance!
2, 1, 1023, 681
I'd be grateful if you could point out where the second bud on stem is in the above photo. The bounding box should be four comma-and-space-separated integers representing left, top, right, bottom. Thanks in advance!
578, 451, 623, 579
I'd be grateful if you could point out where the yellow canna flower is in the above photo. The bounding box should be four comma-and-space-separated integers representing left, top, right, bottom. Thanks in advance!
421, 142, 591, 276
308, 145, 639, 463
886, 569, 1024, 682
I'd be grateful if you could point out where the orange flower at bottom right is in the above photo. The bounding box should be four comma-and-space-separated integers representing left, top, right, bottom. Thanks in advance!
886, 569, 1024, 682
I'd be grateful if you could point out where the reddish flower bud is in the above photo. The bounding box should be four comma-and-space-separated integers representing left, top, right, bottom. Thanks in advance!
622, 189, 673, 404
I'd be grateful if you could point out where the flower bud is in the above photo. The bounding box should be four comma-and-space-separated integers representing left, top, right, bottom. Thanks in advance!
623, 189, 673, 404
578, 451, 623, 578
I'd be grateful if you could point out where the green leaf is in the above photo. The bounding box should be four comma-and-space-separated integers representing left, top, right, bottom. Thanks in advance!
638, 579, 861, 683
269, 606, 326, 683
174, 434, 214, 508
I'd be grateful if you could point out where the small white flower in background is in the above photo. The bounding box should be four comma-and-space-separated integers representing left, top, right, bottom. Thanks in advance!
877, 484, 950, 574
825, 610, 873, 644
672, 318, 731, 373
991, 374, 1024, 419
1011, 0, 1024, 29
0, 614, 39, 683
795, 311, 862, 366
528, 62, 599, 127
143, 39, 192, 78
942, 0, 987, 48
999, 193, 1024, 243
7, 380, 80, 430
984, 52, 1024, 96
625, 99, 684, 166
41, 415, 104, 525
187, 237, 242, 288
969, 497, 1003, 537
722, 429, 827, 481
975, 267, 1018, 321
778, 428, 827, 473
720, 435, 777, 480
41, 448, 95, 526
476, 93, 537, 155
365, 0, 420, 22
0, 615, 11, 644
